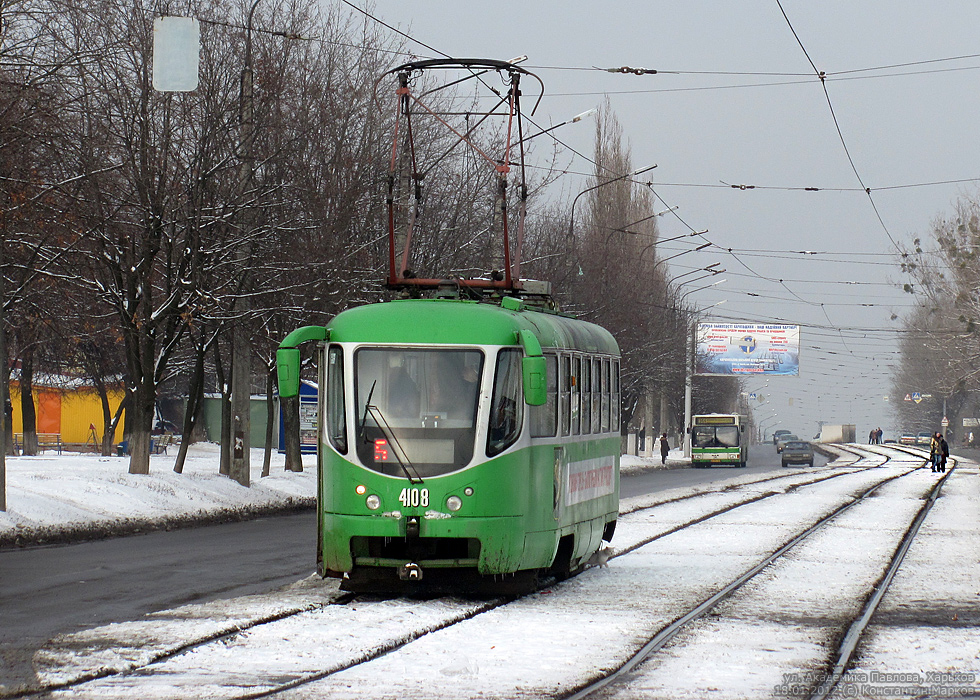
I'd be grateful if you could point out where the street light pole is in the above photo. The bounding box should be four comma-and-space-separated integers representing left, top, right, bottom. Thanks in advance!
681, 298, 727, 458
230, 0, 263, 487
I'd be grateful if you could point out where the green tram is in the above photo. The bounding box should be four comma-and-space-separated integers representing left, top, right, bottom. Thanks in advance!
277, 296, 621, 591
691, 413, 748, 468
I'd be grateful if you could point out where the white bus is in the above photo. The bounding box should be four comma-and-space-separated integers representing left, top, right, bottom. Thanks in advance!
691, 414, 747, 468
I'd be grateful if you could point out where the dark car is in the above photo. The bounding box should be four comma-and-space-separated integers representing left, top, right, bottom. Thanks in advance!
781, 441, 814, 467
772, 429, 792, 446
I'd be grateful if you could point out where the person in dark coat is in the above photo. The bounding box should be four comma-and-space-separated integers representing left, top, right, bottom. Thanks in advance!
938, 433, 949, 473
929, 432, 942, 472
659, 433, 670, 466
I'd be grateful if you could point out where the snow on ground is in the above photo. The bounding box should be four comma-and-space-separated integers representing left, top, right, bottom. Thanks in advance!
0, 443, 317, 547
28, 448, 980, 700
0, 446, 686, 548
7, 444, 980, 700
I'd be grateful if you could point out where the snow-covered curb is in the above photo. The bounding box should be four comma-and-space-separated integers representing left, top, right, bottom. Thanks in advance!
0, 443, 317, 549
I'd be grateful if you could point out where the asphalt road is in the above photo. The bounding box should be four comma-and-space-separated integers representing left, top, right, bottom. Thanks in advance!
0, 513, 317, 689
0, 447, 812, 689
620, 443, 829, 499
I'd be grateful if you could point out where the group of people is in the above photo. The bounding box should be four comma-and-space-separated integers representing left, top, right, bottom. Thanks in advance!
929, 431, 949, 473
867, 427, 884, 444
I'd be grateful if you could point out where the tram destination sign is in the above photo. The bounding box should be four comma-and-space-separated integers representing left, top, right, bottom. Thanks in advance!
695, 323, 800, 376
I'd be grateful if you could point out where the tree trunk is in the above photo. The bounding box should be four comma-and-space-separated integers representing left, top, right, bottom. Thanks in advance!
282, 394, 302, 472
20, 351, 38, 456
174, 345, 206, 474
127, 380, 154, 475
261, 365, 274, 478
215, 343, 231, 476
106, 393, 128, 457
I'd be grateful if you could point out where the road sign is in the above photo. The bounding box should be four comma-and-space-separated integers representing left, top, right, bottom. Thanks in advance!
912, 392, 922, 404
941, 416, 949, 427
904, 394, 912, 401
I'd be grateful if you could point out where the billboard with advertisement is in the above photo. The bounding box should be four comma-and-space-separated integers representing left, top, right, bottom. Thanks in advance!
696, 323, 800, 376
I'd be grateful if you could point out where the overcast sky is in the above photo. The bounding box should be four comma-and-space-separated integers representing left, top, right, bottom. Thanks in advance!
341, 0, 980, 439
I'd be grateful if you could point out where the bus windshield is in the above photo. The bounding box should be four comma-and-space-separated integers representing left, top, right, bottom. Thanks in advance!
692, 425, 740, 448
354, 348, 483, 476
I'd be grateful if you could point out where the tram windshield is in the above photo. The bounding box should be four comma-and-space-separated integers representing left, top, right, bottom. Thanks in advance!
354, 348, 483, 476
692, 425, 740, 449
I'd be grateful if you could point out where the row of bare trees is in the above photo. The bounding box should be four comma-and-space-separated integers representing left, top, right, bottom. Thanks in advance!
0, 0, 738, 510
892, 195, 980, 440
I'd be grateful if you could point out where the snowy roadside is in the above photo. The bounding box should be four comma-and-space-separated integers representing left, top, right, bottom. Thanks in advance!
0, 443, 317, 549
0, 447, 684, 550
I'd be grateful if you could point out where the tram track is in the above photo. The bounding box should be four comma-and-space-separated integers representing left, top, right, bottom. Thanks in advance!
565, 452, 952, 700
12, 446, 928, 699
4, 457, 874, 699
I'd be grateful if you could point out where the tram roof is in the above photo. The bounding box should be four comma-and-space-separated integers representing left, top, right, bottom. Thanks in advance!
328, 299, 619, 355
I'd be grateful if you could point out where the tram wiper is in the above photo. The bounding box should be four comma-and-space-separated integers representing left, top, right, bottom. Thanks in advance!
366, 403, 424, 485
359, 380, 377, 443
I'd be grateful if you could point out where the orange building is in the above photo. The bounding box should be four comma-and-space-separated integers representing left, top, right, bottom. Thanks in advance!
9, 378, 126, 445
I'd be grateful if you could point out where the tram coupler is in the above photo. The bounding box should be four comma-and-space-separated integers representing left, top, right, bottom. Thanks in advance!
399, 562, 422, 580
406, 516, 420, 538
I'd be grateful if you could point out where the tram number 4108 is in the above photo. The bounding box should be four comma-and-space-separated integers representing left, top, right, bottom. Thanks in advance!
398, 488, 429, 508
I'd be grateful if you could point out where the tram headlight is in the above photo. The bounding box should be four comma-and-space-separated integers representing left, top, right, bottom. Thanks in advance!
446, 495, 463, 512
463, 487, 474, 496
365, 494, 381, 510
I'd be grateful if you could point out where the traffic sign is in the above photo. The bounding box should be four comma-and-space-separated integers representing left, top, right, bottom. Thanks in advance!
904, 394, 912, 401
912, 392, 922, 404
941, 416, 949, 427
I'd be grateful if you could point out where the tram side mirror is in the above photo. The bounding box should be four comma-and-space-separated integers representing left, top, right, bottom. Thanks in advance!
522, 356, 547, 406
277, 348, 301, 398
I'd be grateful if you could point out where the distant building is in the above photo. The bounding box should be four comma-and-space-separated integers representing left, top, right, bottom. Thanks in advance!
9, 375, 126, 446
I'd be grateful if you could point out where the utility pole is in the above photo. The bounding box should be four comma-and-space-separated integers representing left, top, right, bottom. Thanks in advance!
683, 318, 693, 458
0, 229, 6, 511
229, 0, 262, 488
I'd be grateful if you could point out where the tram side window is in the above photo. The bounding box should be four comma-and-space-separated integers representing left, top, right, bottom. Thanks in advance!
611, 360, 620, 432
487, 349, 524, 456
530, 354, 557, 438
326, 345, 347, 454
570, 357, 581, 435
596, 359, 609, 433
587, 357, 602, 433
560, 355, 571, 436
580, 357, 591, 434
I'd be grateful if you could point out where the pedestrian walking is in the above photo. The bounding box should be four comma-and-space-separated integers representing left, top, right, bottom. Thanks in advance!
659, 433, 670, 466
869, 429, 875, 445
929, 432, 942, 472
939, 433, 949, 473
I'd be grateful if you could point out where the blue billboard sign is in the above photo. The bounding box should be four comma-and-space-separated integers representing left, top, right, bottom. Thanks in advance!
696, 323, 800, 376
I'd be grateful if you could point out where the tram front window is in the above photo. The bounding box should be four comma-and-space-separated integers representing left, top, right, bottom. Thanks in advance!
354, 348, 483, 476
692, 425, 740, 448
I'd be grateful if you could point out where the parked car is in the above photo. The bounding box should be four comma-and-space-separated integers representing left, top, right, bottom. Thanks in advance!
899, 433, 916, 445
916, 431, 933, 446
776, 434, 800, 453
772, 429, 792, 446
781, 441, 814, 467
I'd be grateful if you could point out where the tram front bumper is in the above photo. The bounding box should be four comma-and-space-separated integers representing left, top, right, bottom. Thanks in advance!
321, 512, 536, 575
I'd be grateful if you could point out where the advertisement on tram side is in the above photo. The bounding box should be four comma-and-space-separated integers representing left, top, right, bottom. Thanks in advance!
695, 323, 800, 376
